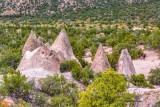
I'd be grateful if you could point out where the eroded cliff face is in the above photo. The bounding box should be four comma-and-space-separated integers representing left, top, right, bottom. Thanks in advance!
0, 0, 148, 15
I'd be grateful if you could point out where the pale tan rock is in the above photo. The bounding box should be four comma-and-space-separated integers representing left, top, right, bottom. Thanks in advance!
134, 90, 160, 107
52, 29, 79, 63
37, 36, 44, 46
62, 72, 85, 91
117, 49, 136, 78
17, 45, 60, 73
90, 44, 110, 73
22, 31, 43, 55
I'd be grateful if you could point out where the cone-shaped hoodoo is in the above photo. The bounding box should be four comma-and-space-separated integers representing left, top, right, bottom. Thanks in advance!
22, 30, 43, 55
117, 48, 136, 78
52, 29, 79, 63
90, 44, 111, 73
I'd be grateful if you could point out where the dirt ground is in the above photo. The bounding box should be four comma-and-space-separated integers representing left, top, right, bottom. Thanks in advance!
133, 50, 160, 77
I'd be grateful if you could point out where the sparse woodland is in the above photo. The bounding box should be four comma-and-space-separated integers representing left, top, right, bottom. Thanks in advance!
0, 0, 160, 107
0, 21, 159, 106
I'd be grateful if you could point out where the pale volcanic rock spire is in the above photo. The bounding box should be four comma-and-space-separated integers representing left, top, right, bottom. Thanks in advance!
52, 29, 79, 63
117, 48, 136, 78
37, 36, 44, 46
90, 44, 111, 73
17, 44, 60, 74
22, 30, 43, 55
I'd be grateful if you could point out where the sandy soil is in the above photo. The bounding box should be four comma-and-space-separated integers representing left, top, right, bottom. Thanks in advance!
133, 50, 160, 77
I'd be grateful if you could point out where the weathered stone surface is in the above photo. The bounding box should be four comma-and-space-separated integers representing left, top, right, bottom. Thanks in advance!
17, 45, 60, 73
129, 89, 160, 107
22, 30, 43, 55
127, 88, 160, 107
117, 48, 136, 78
52, 29, 79, 63
62, 72, 85, 91
136, 91, 160, 107
90, 44, 110, 73
37, 36, 43, 46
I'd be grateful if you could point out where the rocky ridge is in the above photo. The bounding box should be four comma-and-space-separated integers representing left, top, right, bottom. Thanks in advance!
0, 0, 148, 15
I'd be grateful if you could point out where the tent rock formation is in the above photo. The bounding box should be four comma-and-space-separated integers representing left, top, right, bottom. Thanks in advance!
117, 48, 136, 78
17, 45, 60, 73
22, 30, 43, 55
52, 29, 79, 63
90, 44, 111, 73
18, 29, 81, 77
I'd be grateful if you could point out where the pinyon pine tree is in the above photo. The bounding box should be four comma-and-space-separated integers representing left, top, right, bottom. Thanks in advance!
78, 68, 135, 107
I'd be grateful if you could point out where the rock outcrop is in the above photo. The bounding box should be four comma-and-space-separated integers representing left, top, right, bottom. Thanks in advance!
52, 29, 79, 63
135, 91, 160, 107
37, 36, 44, 46
62, 72, 85, 91
117, 48, 136, 78
17, 45, 60, 74
90, 44, 110, 73
128, 88, 160, 107
22, 30, 43, 55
